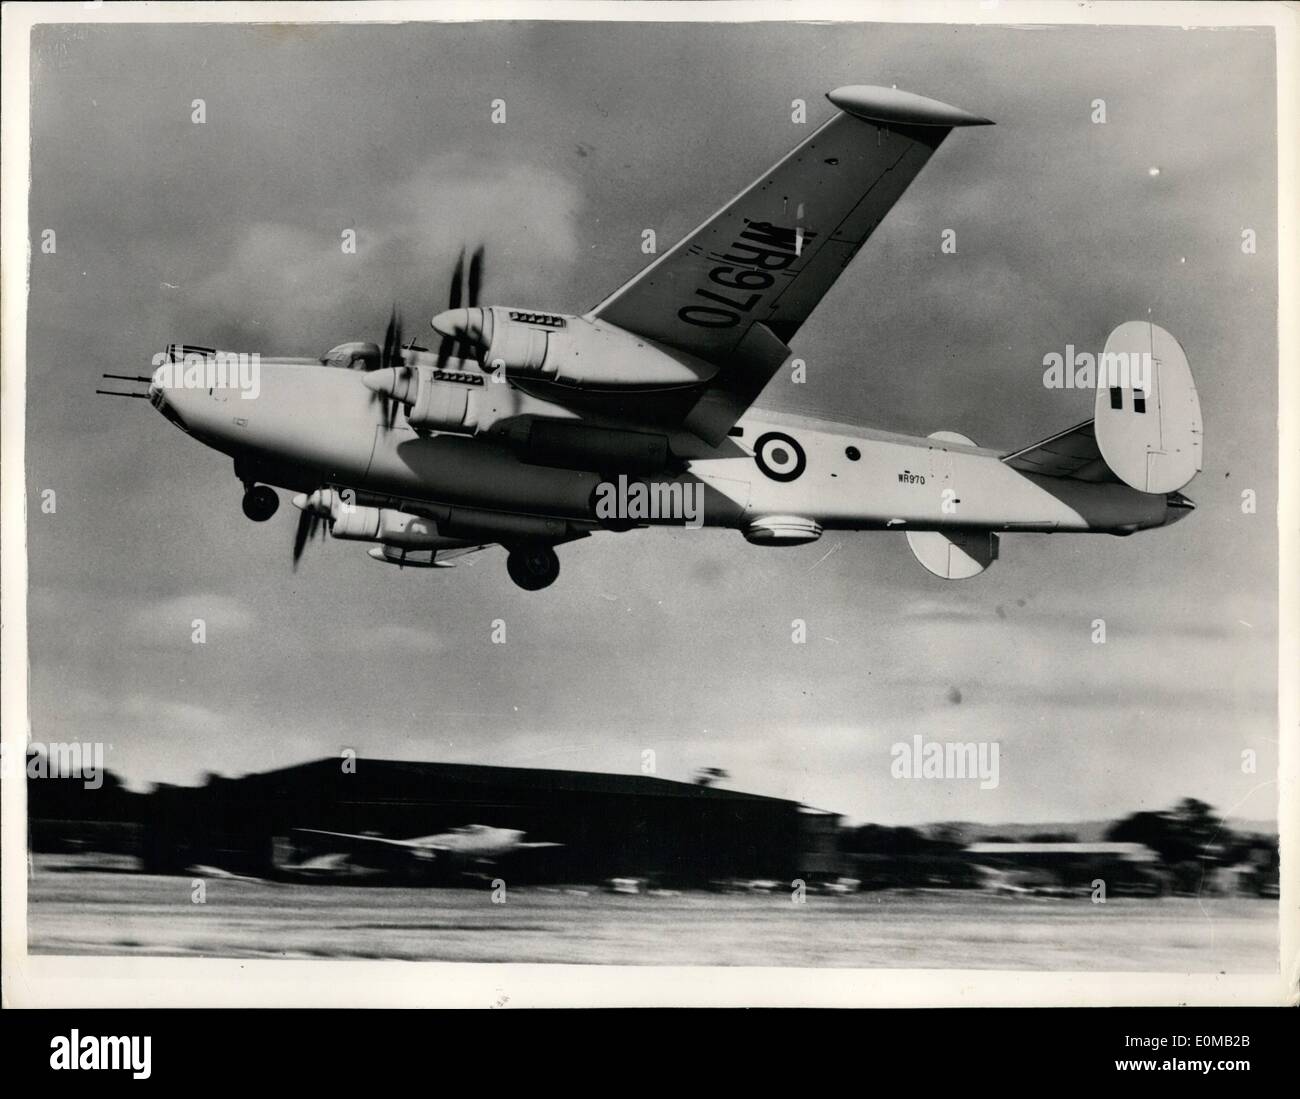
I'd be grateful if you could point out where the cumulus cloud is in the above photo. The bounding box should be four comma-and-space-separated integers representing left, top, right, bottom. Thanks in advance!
190, 153, 583, 351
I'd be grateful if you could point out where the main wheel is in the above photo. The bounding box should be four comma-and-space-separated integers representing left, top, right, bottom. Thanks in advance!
506, 545, 560, 591
241, 484, 279, 522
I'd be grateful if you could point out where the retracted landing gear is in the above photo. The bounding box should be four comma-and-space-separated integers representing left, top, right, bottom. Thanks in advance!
241, 484, 280, 522
506, 544, 560, 591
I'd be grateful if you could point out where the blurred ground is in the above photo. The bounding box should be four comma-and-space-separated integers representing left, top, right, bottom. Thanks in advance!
26, 861, 1277, 970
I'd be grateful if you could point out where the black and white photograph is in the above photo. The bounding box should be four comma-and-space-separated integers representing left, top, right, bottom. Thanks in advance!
1, 0, 1295, 1014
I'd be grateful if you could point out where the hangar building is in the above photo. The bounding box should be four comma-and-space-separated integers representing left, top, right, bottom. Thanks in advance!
141, 757, 837, 886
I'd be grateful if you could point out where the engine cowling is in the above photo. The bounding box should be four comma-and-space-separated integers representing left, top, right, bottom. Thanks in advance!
297, 489, 453, 548
431, 306, 721, 389
361, 369, 671, 473
407, 371, 484, 434
363, 365, 580, 437
333, 502, 451, 549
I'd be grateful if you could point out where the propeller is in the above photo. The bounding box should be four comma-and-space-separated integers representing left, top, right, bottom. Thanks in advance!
434, 245, 486, 371
363, 307, 404, 429
357, 247, 487, 419
291, 507, 327, 570
290, 491, 333, 570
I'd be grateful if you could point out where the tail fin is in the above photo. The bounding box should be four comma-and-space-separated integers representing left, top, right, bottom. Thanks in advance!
1092, 321, 1202, 493
1004, 321, 1203, 494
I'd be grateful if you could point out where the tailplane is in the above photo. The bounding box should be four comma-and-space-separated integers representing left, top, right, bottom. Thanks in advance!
908, 321, 1202, 580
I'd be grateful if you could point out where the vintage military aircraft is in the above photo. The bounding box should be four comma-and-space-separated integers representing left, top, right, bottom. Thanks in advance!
101, 85, 1201, 589
283, 824, 561, 881
297, 823, 561, 860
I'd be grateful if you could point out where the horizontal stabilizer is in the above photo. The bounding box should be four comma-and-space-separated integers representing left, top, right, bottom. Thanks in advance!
1002, 420, 1116, 483
906, 529, 999, 580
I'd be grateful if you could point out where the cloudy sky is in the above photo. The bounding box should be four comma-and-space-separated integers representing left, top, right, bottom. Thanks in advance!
24, 18, 1278, 825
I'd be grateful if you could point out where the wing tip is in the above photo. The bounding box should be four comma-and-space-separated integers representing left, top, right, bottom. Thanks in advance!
827, 85, 994, 127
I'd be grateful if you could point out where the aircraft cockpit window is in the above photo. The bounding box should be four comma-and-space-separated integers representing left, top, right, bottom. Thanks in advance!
322, 341, 381, 371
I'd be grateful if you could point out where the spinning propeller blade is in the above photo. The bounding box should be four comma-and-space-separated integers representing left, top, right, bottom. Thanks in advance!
435, 245, 486, 371
290, 496, 329, 571
367, 307, 403, 428
467, 246, 484, 304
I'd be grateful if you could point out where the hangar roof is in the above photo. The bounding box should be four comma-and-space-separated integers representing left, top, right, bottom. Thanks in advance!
230, 756, 801, 806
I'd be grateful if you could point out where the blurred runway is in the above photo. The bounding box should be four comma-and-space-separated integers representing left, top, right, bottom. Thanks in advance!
26, 860, 1277, 970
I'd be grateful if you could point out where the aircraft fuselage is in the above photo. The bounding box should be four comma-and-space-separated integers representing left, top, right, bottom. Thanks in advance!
150, 360, 1179, 542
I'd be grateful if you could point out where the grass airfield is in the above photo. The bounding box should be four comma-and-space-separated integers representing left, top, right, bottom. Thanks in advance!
27, 861, 1277, 971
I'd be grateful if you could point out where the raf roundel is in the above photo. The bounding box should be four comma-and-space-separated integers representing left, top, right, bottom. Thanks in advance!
753, 432, 807, 482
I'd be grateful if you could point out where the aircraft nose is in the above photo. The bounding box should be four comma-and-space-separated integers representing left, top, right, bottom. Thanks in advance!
148, 363, 195, 432
148, 364, 168, 402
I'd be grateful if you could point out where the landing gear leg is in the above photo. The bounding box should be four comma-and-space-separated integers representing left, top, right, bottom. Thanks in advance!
241, 484, 280, 522
506, 544, 560, 591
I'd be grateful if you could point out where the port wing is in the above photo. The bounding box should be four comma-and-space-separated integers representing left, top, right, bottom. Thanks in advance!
589, 86, 991, 441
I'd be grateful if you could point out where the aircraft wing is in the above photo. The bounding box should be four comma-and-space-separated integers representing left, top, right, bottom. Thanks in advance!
291, 853, 353, 872
589, 85, 992, 443
294, 828, 449, 853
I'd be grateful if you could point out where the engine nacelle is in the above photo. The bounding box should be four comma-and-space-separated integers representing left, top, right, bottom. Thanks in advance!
433, 306, 721, 389
332, 503, 450, 548
407, 371, 485, 434
363, 365, 583, 437
298, 489, 454, 548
